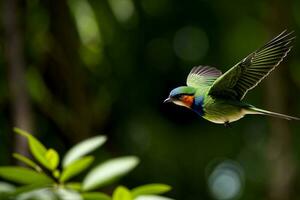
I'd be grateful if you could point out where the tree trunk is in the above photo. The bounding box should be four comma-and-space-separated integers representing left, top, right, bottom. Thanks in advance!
264, 1, 295, 199
41, 0, 91, 142
265, 72, 295, 200
2, 0, 32, 156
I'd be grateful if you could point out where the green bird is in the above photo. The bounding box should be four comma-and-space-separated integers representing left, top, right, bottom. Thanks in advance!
164, 30, 300, 126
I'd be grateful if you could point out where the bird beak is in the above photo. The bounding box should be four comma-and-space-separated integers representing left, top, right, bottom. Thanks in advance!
163, 97, 172, 103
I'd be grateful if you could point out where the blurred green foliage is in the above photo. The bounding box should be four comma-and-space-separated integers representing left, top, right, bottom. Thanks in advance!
0, 0, 300, 199
0, 128, 172, 200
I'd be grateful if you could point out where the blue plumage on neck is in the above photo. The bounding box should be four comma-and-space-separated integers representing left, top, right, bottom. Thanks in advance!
192, 96, 204, 116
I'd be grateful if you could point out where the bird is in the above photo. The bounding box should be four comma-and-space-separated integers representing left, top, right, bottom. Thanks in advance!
164, 30, 300, 126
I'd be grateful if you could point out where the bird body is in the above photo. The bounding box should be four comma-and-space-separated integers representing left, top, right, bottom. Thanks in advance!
165, 31, 300, 125
202, 96, 247, 124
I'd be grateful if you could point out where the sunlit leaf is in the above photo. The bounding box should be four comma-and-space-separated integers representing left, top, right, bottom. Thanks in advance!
45, 148, 60, 170
0, 167, 53, 185
15, 188, 56, 200
82, 192, 111, 200
55, 188, 82, 200
108, 0, 135, 23
131, 184, 171, 198
62, 135, 107, 168
13, 153, 42, 172
14, 128, 51, 170
113, 186, 132, 200
0, 181, 15, 193
12, 183, 51, 196
60, 156, 94, 182
134, 195, 175, 200
53, 170, 60, 179
65, 182, 82, 191
82, 156, 139, 191
68, 0, 103, 67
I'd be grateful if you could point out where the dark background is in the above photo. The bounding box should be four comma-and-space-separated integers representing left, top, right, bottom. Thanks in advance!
1, 0, 300, 199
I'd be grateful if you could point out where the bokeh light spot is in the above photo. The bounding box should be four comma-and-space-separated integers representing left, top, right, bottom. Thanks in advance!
208, 160, 244, 200
69, 0, 102, 45
68, 0, 103, 68
108, 0, 135, 23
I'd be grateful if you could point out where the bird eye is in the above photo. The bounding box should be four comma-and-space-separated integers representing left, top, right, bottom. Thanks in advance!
174, 94, 182, 99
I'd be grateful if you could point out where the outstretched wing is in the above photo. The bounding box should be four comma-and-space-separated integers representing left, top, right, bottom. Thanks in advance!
186, 66, 222, 91
208, 30, 295, 100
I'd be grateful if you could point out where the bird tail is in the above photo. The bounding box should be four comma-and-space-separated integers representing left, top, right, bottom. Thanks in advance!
245, 106, 300, 120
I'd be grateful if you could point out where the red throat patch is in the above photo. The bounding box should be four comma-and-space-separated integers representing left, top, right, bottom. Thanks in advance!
181, 95, 194, 107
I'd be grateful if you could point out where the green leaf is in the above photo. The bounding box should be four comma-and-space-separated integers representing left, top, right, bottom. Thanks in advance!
131, 184, 171, 198
82, 192, 111, 200
0, 167, 53, 185
0, 192, 11, 200
53, 170, 60, 178
14, 128, 51, 170
55, 188, 82, 200
65, 182, 82, 191
60, 156, 94, 182
113, 186, 132, 200
45, 148, 60, 170
0, 181, 15, 193
11, 183, 51, 197
62, 135, 107, 168
15, 188, 56, 200
13, 153, 42, 172
82, 156, 139, 191
134, 195, 175, 200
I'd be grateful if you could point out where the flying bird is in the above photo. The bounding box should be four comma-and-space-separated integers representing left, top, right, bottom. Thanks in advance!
164, 30, 300, 126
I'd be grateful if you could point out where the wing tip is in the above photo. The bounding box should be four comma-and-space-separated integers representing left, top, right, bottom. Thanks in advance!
189, 65, 222, 77
261, 30, 296, 50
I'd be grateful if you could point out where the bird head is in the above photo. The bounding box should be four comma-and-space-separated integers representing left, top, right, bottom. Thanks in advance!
164, 86, 196, 108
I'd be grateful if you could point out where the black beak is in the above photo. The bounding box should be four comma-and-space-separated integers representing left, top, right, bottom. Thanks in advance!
163, 97, 172, 103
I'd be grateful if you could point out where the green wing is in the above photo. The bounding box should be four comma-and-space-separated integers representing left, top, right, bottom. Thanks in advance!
186, 66, 222, 92
208, 30, 294, 100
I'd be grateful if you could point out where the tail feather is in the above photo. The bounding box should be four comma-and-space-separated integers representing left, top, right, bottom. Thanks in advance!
245, 107, 300, 120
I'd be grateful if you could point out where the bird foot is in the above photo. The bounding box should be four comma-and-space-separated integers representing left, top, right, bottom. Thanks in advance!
224, 121, 231, 128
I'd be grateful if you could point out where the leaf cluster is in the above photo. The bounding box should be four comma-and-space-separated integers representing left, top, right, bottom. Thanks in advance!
0, 128, 173, 200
